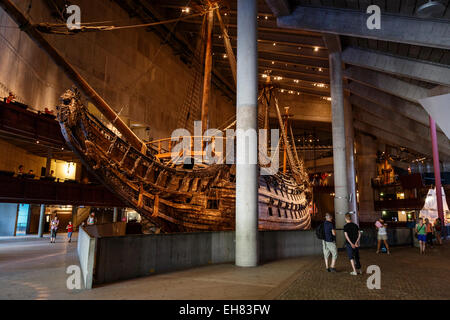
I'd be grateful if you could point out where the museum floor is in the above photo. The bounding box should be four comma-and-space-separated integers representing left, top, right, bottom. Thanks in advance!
1, 234, 450, 300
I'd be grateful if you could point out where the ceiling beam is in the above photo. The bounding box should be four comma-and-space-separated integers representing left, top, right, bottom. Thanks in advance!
211, 41, 329, 60
277, 6, 450, 50
354, 121, 449, 161
347, 81, 431, 127
344, 67, 429, 103
178, 21, 326, 48
216, 60, 329, 83
354, 109, 449, 158
264, 0, 291, 17
351, 96, 450, 154
342, 47, 450, 87
258, 60, 327, 77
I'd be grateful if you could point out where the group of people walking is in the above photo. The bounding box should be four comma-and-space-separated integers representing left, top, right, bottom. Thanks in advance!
48, 212, 96, 243
321, 213, 362, 276
415, 217, 443, 254
320, 213, 445, 275
49, 215, 73, 243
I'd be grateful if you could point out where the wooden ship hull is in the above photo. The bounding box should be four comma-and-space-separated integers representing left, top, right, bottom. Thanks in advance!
57, 89, 312, 232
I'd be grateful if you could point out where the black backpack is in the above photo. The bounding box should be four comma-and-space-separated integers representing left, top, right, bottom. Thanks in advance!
315, 222, 326, 240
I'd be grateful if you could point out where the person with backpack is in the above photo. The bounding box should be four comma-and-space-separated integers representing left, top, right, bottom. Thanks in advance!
416, 218, 427, 254
319, 213, 337, 272
344, 213, 362, 276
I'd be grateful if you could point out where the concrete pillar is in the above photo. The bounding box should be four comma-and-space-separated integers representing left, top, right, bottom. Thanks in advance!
430, 117, 446, 236
356, 133, 378, 222
344, 96, 358, 224
113, 207, 118, 223
38, 204, 46, 237
71, 205, 78, 227
329, 52, 348, 247
235, 0, 258, 267
45, 149, 52, 176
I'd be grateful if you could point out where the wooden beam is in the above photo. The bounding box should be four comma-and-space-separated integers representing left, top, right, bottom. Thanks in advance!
201, 9, 214, 133
216, 8, 236, 85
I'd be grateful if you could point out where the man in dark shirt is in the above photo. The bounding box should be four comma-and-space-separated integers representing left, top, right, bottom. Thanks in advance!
322, 213, 337, 272
344, 213, 362, 275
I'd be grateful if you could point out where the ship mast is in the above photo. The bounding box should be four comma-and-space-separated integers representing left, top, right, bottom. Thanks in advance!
200, 6, 214, 133
0, 0, 147, 154
201, 3, 237, 133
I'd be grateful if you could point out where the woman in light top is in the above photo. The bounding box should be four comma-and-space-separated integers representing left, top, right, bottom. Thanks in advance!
50, 215, 59, 243
375, 218, 390, 254
416, 218, 427, 254
87, 212, 96, 226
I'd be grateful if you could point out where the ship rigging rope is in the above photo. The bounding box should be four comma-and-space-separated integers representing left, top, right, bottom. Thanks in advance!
35, 11, 209, 35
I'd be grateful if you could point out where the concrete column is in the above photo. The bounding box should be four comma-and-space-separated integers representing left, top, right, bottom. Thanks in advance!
71, 205, 78, 227
344, 96, 358, 224
356, 133, 378, 222
329, 52, 348, 247
38, 204, 46, 237
45, 149, 52, 176
235, 0, 258, 267
113, 207, 118, 223
430, 117, 446, 236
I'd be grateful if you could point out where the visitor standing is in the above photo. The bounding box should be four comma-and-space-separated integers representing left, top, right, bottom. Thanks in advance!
66, 221, 73, 243
17, 165, 24, 176
376, 219, 390, 254
416, 218, 427, 254
87, 212, 96, 226
322, 213, 337, 272
344, 214, 362, 276
425, 218, 434, 248
50, 215, 59, 243
434, 218, 443, 245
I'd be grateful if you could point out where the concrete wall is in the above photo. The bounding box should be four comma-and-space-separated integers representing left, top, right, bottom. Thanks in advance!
359, 227, 414, 248
0, 203, 18, 236
93, 230, 322, 285
77, 227, 96, 289
0, 0, 235, 140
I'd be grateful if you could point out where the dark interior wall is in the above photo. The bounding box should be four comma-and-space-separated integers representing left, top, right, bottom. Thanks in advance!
27, 204, 41, 234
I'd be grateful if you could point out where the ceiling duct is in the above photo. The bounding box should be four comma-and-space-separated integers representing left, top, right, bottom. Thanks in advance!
416, 1, 446, 18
